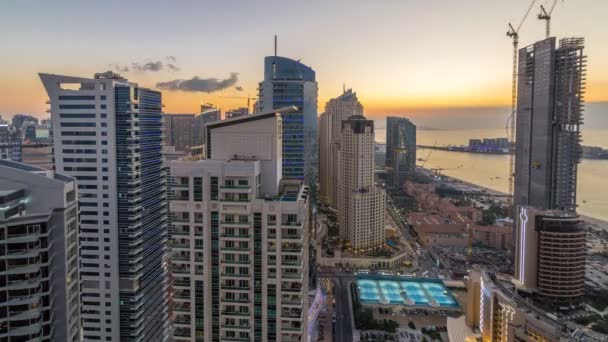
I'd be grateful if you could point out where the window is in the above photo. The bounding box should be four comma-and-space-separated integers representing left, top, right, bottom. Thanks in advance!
59, 104, 95, 109
60, 113, 96, 119
61, 122, 96, 127
193, 177, 203, 202
59, 95, 96, 100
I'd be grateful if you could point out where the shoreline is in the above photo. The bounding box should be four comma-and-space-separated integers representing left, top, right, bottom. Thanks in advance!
418, 168, 608, 230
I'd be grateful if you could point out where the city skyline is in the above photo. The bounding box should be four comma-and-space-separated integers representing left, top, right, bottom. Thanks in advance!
1, 0, 607, 126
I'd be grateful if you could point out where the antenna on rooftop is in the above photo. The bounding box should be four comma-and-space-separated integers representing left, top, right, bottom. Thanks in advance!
274, 35, 277, 56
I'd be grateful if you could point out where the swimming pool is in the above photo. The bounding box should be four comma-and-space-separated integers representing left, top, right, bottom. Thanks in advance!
355, 278, 458, 308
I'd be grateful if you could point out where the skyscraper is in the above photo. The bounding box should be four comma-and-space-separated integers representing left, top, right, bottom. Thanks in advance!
513, 37, 587, 302
257, 56, 318, 183
386, 117, 416, 187
0, 160, 81, 341
169, 111, 310, 341
318, 112, 331, 203
163, 113, 195, 152
338, 115, 386, 250
318, 90, 363, 208
514, 37, 586, 212
40, 71, 169, 342
194, 105, 221, 148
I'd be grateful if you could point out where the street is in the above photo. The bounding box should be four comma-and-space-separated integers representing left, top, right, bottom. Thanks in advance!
318, 271, 355, 342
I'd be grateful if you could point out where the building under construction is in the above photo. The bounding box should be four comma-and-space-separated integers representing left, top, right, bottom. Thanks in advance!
514, 37, 586, 212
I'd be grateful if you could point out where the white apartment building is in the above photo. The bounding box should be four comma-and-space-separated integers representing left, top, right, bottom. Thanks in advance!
0, 160, 81, 341
337, 115, 386, 250
169, 112, 310, 341
40, 72, 169, 342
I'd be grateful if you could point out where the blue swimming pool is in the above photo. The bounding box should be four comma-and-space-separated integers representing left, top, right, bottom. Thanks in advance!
355, 277, 458, 308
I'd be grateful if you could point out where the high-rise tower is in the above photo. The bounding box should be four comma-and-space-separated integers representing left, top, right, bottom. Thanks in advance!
318, 90, 363, 208
513, 37, 587, 302
169, 111, 310, 341
337, 115, 385, 250
0, 160, 81, 342
40, 72, 169, 342
386, 117, 416, 187
514, 37, 586, 212
257, 56, 318, 184
163, 113, 195, 152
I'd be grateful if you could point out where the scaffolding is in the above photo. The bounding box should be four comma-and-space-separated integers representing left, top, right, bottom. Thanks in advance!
550, 38, 586, 212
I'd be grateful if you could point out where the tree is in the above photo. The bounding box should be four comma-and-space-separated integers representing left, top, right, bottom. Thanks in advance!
408, 321, 416, 330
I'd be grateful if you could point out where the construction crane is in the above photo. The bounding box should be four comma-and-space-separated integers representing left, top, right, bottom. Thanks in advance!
219, 95, 256, 113
506, 0, 537, 210
538, 0, 562, 38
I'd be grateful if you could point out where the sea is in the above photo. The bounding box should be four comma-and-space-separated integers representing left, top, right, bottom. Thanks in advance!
374, 126, 608, 222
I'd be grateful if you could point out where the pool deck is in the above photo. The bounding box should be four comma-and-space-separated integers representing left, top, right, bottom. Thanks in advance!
355, 276, 459, 309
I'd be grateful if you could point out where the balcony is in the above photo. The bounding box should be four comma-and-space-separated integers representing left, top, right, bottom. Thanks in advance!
169, 240, 190, 249
221, 285, 250, 291
221, 233, 250, 239
222, 323, 250, 329
220, 185, 251, 189
174, 304, 191, 312
221, 311, 250, 317
282, 222, 301, 227
169, 228, 190, 236
220, 221, 250, 226
222, 260, 250, 265
221, 246, 250, 252
281, 324, 302, 332
173, 266, 191, 274
221, 273, 250, 278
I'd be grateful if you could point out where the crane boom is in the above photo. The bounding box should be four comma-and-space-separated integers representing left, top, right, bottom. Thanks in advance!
538, 0, 562, 38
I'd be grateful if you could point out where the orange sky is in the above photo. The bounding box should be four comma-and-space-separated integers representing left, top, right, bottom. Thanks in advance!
1, 0, 607, 121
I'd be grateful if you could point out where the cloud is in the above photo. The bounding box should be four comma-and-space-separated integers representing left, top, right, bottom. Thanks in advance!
110, 57, 180, 73
156, 73, 239, 93
132, 61, 164, 72
166, 63, 181, 72
109, 64, 129, 72
235, 86, 243, 91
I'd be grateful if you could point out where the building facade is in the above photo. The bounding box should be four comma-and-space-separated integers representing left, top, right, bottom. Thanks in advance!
163, 113, 195, 152
0, 124, 22, 162
225, 107, 249, 119
318, 90, 363, 208
257, 56, 318, 183
467, 270, 602, 342
338, 115, 385, 250
514, 37, 586, 212
0, 160, 81, 341
169, 112, 310, 341
194, 106, 221, 148
40, 71, 169, 341
386, 117, 416, 188
514, 207, 586, 301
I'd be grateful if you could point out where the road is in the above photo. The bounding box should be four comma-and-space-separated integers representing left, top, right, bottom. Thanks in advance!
318, 271, 355, 342
332, 277, 353, 342
386, 192, 445, 278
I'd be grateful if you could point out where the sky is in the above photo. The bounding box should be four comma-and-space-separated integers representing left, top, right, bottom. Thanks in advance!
1, 0, 607, 128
